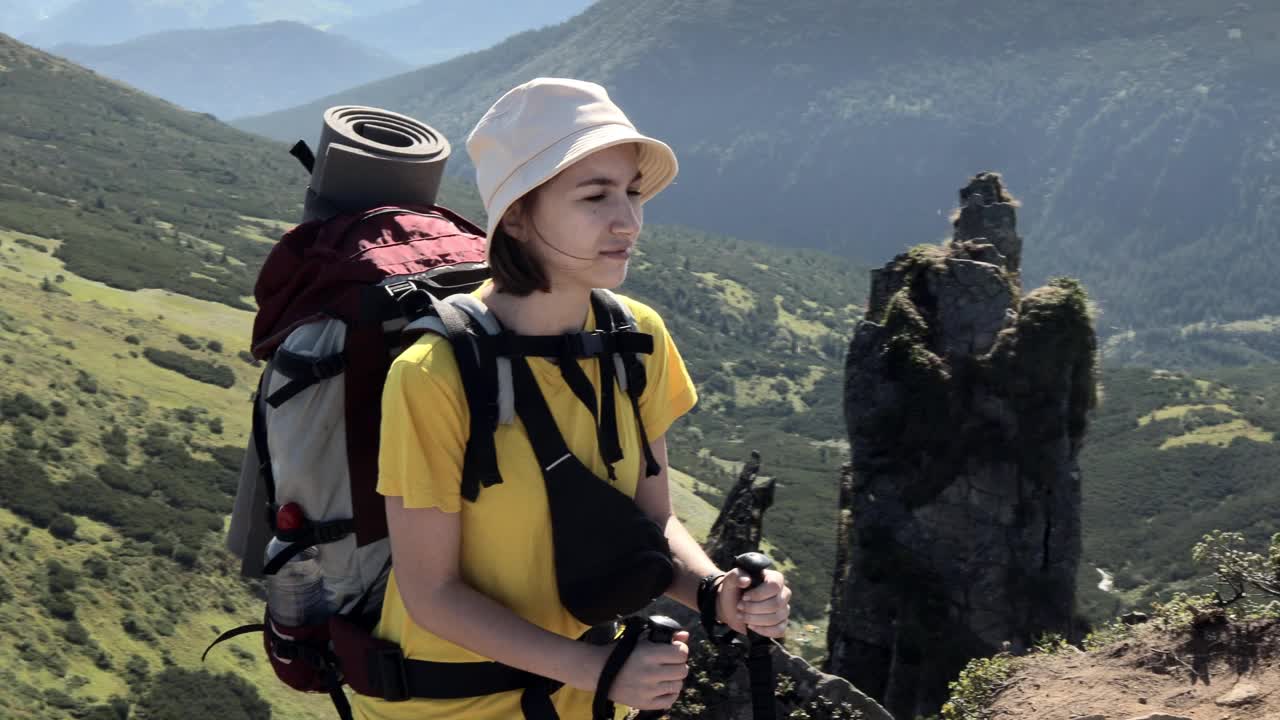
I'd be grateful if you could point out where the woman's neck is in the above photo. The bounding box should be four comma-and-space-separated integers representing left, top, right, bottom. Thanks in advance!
479, 282, 592, 336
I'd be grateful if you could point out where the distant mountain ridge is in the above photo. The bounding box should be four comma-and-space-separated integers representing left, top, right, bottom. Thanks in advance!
330, 0, 596, 67
17, 0, 416, 46
53, 21, 410, 119
237, 0, 1280, 332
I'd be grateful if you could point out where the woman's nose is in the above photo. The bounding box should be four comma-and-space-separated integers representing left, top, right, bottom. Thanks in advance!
611, 198, 642, 238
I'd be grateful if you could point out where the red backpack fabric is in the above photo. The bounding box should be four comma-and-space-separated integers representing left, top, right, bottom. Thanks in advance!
249, 204, 487, 546
252, 203, 486, 357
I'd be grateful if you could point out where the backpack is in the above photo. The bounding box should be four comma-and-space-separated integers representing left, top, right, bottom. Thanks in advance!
213, 203, 665, 720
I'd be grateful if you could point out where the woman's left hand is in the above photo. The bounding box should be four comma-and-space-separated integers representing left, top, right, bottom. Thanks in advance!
716, 568, 791, 638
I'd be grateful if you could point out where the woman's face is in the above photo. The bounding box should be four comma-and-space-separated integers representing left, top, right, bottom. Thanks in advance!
502, 143, 644, 292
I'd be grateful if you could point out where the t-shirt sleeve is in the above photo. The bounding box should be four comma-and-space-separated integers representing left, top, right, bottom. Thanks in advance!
633, 303, 698, 441
377, 337, 469, 512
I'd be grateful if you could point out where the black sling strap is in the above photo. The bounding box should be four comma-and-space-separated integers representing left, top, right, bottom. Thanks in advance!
555, 346, 623, 483
507, 350, 591, 477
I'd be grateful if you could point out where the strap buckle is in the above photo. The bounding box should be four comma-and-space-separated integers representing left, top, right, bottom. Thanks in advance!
565, 331, 609, 358
372, 647, 410, 702
385, 280, 434, 319
383, 280, 417, 300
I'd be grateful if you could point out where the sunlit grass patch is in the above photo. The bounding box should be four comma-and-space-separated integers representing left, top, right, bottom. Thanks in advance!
733, 373, 786, 407
1193, 378, 1235, 400
1136, 403, 1237, 426
691, 271, 756, 312
0, 230, 256, 442
0, 503, 333, 718
668, 467, 721, 542
231, 224, 281, 245
233, 215, 293, 246
774, 294, 832, 340
1160, 418, 1274, 449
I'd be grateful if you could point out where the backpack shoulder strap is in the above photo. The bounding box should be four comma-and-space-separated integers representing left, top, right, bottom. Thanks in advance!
402, 294, 506, 502
403, 295, 515, 426
446, 294, 516, 427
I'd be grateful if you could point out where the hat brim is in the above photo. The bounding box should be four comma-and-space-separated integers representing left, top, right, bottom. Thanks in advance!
483, 122, 678, 242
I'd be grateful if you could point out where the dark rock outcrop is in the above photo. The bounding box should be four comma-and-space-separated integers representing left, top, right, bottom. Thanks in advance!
654, 453, 892, 720
703, 450, 775, 572
825, 172, 1097, 719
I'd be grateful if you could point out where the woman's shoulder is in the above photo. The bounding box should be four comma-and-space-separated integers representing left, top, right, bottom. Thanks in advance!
608, 292, 669, 337
389, 331, 464, 388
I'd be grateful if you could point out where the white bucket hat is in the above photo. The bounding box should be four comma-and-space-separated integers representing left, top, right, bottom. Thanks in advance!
466, 77, 679, 242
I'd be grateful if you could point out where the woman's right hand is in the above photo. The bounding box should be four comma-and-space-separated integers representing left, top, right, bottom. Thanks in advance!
602, 629, 691, 710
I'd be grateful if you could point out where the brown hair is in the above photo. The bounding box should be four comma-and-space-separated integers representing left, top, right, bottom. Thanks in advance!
488, 196, 551, 296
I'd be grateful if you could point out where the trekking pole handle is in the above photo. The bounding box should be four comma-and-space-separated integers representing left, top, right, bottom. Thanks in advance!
734, 552, 773, 638
734, 552, 772, 591
646, 615, 682, 644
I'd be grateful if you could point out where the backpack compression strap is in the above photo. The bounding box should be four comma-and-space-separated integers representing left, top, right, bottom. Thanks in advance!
250, 365, 356, 574
591, 290, 661, 479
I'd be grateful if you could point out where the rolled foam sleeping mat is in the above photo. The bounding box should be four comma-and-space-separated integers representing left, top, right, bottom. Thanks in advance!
304, 105, 451, 222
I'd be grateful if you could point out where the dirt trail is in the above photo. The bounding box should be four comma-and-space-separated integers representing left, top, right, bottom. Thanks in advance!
989, 620, 1280, 720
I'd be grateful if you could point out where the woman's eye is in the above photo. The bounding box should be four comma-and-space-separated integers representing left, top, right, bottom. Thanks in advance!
584, 194, 606, 202
627, 189, 641, 197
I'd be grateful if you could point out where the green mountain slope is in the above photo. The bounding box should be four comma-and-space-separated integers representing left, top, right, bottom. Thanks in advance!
52, 21, 409, 120
237, 0, 1280, 332
1075, 365, 1280, 623
1103, 316, 1280, 369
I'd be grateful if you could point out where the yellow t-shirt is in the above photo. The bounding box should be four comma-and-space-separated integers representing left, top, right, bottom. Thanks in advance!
352, 293, 697, 720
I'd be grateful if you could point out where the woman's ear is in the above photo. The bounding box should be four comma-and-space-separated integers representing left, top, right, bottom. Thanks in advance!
499, 201, 526, 241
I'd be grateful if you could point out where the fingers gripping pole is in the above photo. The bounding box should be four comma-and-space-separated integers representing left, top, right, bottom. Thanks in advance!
633, 616, 684, 720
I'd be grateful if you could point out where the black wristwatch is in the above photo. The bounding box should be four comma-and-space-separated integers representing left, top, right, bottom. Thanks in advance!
697, 573, 733, 643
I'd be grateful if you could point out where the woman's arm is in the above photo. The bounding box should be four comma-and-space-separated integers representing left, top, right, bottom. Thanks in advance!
385, 495, 690, 708
632, 435, 718, 610
634, 435, 793, 637
385, 496, 600, 686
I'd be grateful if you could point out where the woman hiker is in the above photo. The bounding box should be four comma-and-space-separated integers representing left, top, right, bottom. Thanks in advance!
353, 77, 792, 720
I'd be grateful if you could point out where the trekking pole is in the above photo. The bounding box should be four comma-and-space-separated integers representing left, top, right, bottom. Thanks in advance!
734, 552, 776, 720
633, 615, 684, 720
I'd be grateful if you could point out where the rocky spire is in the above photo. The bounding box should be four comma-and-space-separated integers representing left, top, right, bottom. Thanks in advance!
703, 450, 775, 570
825, 172, 1097, 719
